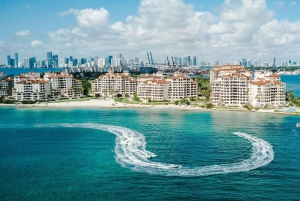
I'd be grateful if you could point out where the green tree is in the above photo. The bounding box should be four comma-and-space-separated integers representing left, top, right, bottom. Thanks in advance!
81, 79, 91, 96
286, 90, 300, 107
133, 92, 140, 101
195, 76, 211, 101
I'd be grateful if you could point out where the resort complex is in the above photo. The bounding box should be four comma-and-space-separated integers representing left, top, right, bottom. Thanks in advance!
92, 69, 137, 97
0, 71, 83, 101
0, 65, 287, 108
91, 69, 198, 101
210, 65, 286, 107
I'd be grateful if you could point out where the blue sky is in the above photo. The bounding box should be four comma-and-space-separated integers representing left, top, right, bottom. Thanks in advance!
0, 0, 300, 64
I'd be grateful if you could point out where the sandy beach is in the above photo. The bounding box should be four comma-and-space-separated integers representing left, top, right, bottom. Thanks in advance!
1, 99, 299, 115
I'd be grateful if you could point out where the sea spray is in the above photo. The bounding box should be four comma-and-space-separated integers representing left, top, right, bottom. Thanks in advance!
54, 123, 274, 177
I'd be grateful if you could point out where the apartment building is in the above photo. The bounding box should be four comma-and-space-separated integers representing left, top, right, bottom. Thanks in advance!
13, 79, 50, 101
0, 72, 5, 80
249, 71, 286, 107
166, 72, 198, 101
92, 69, 137, 97
137, 79, 170, 101
12, 72, 50, 101
210, 65, 286, 107
210, 65, 251, 105
0, 77, 14, 97
44, 71, 83, 99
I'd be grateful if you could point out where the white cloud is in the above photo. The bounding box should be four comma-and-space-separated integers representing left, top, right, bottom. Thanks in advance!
57, 8, 78, 17
15, 30, 31, 37
44, 0, 300, 63
75, 8, 110, 28
31, 40, 43, 46
290, 1, 296, 6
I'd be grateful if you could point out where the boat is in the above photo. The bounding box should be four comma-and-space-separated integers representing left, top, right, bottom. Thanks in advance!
296, 123, 300, 128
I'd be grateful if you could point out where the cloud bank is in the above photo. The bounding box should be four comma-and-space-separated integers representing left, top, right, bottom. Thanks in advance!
3, 0, 300, 64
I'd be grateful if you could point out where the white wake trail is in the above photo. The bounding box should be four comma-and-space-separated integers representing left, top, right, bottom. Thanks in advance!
51, 123, 274, 177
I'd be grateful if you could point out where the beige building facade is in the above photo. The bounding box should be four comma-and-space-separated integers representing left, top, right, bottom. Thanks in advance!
210, 65, 286, 107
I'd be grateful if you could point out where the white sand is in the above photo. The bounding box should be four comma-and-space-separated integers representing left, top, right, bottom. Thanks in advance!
2, 100, 298, 115
27, 99, 200, 111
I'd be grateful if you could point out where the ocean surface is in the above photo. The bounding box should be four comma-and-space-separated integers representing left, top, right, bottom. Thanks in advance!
0, 68, 66, 76
281, 75, 300, 97
1, 107, 300, 200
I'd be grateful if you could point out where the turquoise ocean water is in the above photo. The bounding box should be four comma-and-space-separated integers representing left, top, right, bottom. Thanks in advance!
0, 107, 300, 200
281, 75, 300, 97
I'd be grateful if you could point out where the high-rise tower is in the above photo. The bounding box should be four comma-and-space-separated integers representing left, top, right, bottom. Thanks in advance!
7, 55, 11, 66
47, 51, 53, 67
15, 53, 18, 68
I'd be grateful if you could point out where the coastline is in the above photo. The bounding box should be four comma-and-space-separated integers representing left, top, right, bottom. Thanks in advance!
1, 99, 299, 116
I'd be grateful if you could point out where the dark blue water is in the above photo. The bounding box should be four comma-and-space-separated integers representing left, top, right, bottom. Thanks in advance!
0, 68, 66, 76
0, 107, 300, 200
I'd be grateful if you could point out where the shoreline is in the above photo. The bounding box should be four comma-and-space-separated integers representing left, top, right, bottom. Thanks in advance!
0, 99, 299, 116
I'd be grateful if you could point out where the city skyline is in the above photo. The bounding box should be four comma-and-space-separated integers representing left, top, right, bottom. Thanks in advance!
1, 0, 300, 64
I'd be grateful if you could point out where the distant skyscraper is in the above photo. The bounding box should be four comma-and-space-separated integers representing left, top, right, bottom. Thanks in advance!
273, 58, 276, 67
81, 58, 86, 64
242, 59, 247, 67
29, 57, 36, 68
7, 55, 11, 66
183, 57, 187, 66
108, 56, 113, 66
192, 56, 197, 66
59, 59, 63, 67
15, 53, 18, 68
52, 55, 58, 67
73, 59, 78, 66
187, 56, 191, 66
47, 52, 53, 67
10, 59, 15, 67
24, 58, 29, 68
134, 57, 139, 64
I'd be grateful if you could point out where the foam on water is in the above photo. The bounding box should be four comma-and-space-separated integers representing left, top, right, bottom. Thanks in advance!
4, 123, 274, 177
58, 123, 274, 177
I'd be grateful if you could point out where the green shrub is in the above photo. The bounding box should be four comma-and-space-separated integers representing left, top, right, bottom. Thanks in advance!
205, 103, 214, 109
21, 100, 36, 104
3, 99, 15, 104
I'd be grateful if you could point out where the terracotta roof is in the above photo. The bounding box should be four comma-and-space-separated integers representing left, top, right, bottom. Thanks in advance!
269, 74, 280, 77
138, 74, 162, 79
223, 73, 250, 78
4, 78, 13, 82
30, 80, 47, 84
251, 80, 283, 86
142, 79, 170, 85
167, 75, 189, 79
